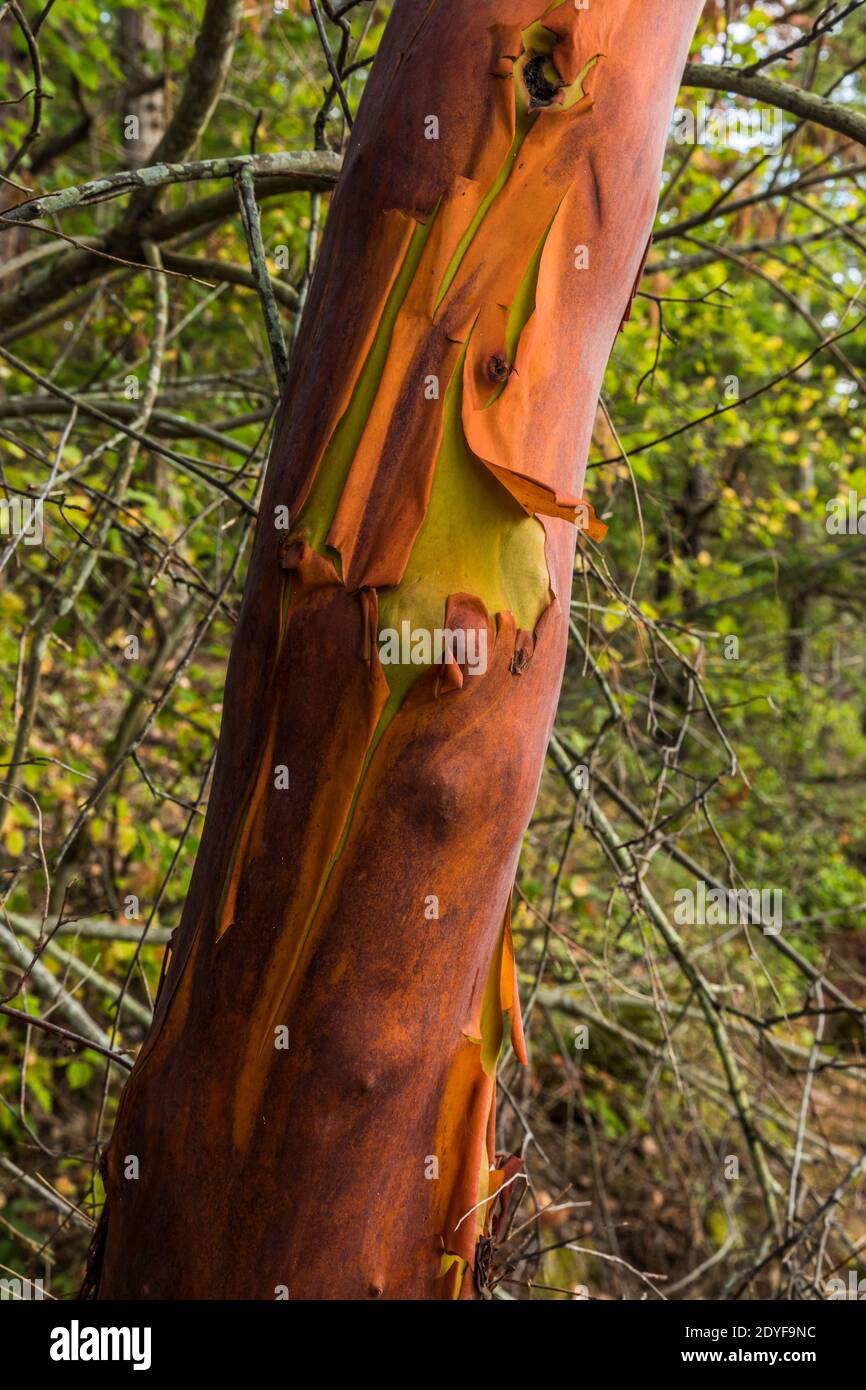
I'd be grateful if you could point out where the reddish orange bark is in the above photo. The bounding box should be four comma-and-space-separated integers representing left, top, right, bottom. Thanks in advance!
92, 0, 703, 1300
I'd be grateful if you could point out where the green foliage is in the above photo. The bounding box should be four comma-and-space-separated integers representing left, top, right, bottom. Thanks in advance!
0, 0, 864, 1301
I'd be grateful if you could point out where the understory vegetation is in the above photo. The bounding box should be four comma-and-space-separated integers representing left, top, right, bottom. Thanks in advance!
1, 0, 864, 1299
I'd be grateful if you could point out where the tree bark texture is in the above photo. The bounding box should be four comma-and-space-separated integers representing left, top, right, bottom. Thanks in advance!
93, 0, 703, 1300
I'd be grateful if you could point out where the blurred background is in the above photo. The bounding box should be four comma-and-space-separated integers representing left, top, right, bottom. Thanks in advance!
0, 0, 864, 1300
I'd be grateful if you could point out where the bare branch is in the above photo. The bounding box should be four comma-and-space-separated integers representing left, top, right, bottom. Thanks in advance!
234, 165, 290, 387
0, 150, 341, 228
682, 63, 866, 146
2, 2, 44, 177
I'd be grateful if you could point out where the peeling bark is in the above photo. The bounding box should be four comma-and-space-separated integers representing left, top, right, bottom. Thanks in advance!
93, 0, 703, 1301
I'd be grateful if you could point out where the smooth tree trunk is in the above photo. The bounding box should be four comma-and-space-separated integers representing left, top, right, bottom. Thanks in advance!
118, 9, 166, 169
92, 0, 703, 1300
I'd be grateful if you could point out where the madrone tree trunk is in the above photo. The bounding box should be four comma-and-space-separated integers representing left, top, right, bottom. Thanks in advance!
93, 0, 703, 1300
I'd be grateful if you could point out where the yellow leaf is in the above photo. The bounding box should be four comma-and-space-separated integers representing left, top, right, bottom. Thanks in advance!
5, 828, 24, 856
118, 823, 137, 856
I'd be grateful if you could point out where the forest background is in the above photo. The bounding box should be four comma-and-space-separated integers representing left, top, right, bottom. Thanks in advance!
1, 0, 865, 1301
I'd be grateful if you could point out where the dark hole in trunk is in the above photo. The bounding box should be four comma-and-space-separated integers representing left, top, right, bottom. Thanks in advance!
523, 54, 561, 109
